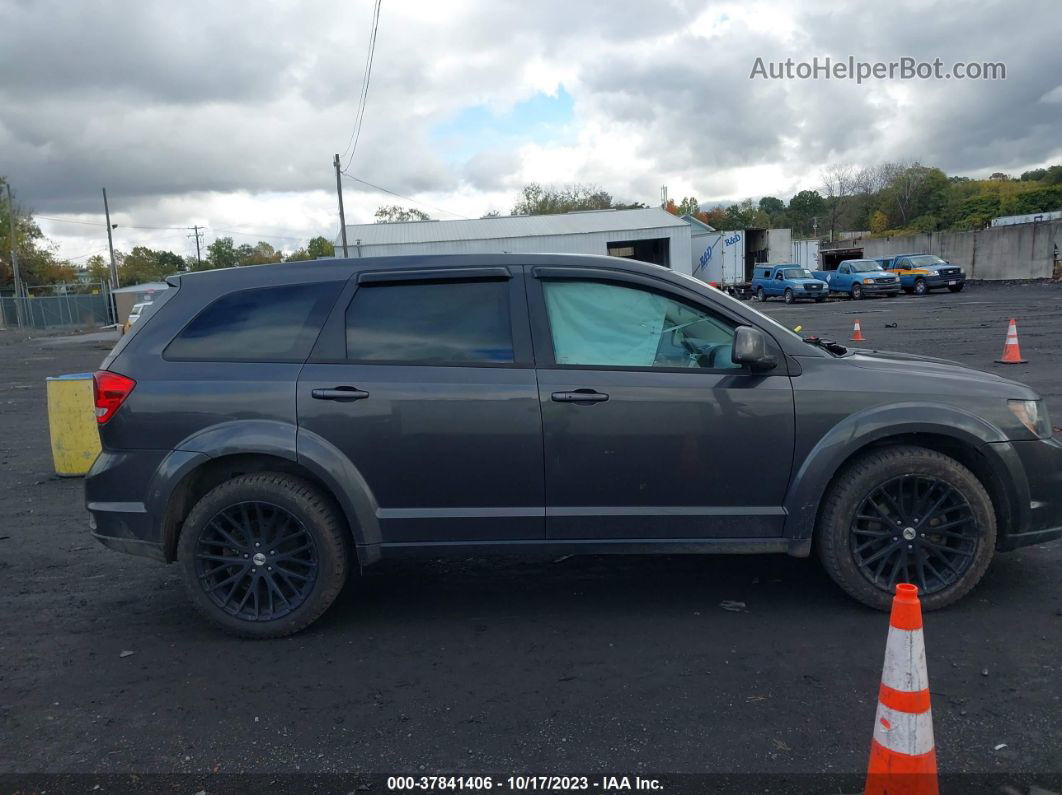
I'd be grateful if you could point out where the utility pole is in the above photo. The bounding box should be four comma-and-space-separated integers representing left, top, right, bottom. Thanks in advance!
102, 187, 119, 288
334, 154, 349, 258
188, 225, 204, 269
4, 182, 21, 328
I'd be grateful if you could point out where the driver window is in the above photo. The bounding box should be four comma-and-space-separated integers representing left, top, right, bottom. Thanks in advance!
541, 280, 739, 369
839, 264, 849, 274
775, 272, 784, 281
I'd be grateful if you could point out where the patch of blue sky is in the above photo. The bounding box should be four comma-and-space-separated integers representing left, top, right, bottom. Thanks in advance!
429, 86, 576, 164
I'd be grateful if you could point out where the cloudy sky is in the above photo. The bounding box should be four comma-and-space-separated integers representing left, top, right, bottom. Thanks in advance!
2, 0, 1060, 261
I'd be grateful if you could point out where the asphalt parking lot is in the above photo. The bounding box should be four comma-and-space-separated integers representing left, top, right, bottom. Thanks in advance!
1, 282, 1061, 792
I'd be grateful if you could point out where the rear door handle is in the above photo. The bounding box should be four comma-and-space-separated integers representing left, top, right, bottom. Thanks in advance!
551, 390, 609, 404
311, 387, 369, 401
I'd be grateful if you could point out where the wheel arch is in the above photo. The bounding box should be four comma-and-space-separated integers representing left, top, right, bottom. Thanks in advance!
158, 452, 362, 563
783, 405, 1024, 553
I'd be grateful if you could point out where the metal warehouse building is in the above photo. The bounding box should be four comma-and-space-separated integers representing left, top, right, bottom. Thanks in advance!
337, 208, 695, 275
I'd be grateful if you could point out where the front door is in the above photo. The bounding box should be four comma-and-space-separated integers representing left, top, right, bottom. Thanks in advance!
298, 267, 543, 544
527, 267, 795, 540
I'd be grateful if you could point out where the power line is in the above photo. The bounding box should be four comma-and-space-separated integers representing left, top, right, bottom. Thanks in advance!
35, 214, 192, 232
211, 227, 310, 242
341, 0, 382, 171
340, 171, 470, 219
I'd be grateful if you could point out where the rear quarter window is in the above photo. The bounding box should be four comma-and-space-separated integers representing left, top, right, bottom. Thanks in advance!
165, 282, 341, 362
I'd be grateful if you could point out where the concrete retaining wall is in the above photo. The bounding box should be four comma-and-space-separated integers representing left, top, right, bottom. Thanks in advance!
821, 220, 1062, 280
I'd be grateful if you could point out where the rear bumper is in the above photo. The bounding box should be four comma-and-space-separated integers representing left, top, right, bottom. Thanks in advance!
993, 437, 1062, 550
85, 448, 169, 560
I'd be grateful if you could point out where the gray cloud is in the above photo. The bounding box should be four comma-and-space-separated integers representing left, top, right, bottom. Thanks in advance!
1, 0, 1059, 235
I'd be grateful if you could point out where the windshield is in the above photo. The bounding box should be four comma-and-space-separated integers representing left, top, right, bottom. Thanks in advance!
782, 268, 814, 279
848, 261, 883, 273
906, 255, 947, 268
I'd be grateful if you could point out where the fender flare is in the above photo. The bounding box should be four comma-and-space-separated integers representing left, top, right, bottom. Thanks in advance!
783, 402, 1023, 543
145, 420, 380, 564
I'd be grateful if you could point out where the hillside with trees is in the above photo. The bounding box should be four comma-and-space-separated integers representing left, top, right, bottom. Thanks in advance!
666, 162, 1062, 239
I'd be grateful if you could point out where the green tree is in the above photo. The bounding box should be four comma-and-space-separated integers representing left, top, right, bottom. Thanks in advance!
204, 237, 239, 270
787, 190, 825, 237
84, 254, 110, 284
375, 205, 432, 223
510, 183, 644, 215
306, 236, 334, 259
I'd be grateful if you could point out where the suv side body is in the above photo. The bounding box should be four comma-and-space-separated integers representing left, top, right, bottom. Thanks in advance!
86, 253, 1062, 635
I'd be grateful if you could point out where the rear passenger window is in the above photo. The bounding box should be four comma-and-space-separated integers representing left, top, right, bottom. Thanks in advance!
165, 282, 340, 362
345, 280, 513, 364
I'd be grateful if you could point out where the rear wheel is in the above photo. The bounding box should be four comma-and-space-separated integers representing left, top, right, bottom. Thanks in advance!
178, 472, 350, 638
784, 288, 795, 304
914, 278, 928, 296
756, 287, 767, 302
948, 283, 964, 293
850, 283, 863, 300
816, 445, 995, 611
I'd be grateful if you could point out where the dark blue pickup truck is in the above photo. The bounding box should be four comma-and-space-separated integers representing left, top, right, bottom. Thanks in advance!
874, 254, 967, 295
750, 265, 828, 303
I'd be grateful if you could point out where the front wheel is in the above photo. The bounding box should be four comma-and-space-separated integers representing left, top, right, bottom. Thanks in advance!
948, 283, 965, 293
756, 287, 767, 302
850, 283, 863, 300
816, 445, 996, 611
914, 278, 928, 296
784, 288, 795, 304
178, 472, 350, 638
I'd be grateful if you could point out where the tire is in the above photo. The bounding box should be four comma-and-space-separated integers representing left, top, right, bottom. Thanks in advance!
948, 283, 964, 293
903, 287, 914, 295
178, 472, 350, 638
914, 278, 928, 296
850, 283, 863, 300
816, 445, 996, 611
756, 287, 767, 302
784, 288, 795, 304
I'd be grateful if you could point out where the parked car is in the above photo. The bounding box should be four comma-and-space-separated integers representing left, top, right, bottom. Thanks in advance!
812, 259, 900, 299
750, 265, 829, 303
874, 254, 966, 295
87, 254, 1062, 637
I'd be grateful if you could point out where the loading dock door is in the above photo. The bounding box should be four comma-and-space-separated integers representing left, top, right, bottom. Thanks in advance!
607, 238, 670, 268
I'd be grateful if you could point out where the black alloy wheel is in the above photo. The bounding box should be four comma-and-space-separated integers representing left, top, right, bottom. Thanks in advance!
194, 501, 319, 620
849, 475, 980, 596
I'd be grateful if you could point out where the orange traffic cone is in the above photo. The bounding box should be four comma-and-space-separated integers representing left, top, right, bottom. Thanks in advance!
864, 584, 938, 795
851, 319, 866, 342
995, 318, 1027, 364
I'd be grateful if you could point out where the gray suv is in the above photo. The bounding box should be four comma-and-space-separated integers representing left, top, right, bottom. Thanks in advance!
86, 254, 1062, 637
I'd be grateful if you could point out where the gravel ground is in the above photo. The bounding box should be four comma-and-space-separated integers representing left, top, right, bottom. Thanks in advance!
1, 283, 1060, 793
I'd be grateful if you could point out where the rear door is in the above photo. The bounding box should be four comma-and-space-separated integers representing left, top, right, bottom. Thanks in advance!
298, 266, 544, 544
527, 266, 795, 541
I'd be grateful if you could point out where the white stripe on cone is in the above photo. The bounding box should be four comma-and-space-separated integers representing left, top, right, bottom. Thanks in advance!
880, 626, 929, 692
872, 703, 935, 756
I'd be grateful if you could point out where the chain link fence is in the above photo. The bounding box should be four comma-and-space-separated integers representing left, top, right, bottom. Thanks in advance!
1, 292, 112, 329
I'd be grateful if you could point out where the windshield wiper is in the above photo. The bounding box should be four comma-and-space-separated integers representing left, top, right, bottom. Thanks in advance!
803, 336, 849, 355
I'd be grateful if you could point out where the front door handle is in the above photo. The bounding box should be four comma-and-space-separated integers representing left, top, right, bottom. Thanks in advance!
551, 389, 609, 404
311, 387, 369, 401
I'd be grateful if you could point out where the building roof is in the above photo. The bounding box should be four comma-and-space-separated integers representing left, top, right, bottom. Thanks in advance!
681, 214, 717, 233
340, 208, 688, 247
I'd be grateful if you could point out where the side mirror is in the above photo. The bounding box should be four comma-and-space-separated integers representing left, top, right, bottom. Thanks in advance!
732, 326, 777, 370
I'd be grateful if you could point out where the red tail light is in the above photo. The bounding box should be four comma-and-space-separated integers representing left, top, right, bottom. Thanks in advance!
93, 370, 136, 424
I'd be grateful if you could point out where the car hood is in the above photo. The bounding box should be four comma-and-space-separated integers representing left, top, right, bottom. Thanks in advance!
792, 278, 828, 286
846, 348, 1033, 394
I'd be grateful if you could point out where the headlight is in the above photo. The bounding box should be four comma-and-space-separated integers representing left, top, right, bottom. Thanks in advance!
1008, 399, 1051, 438
863, 278, 874, 284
